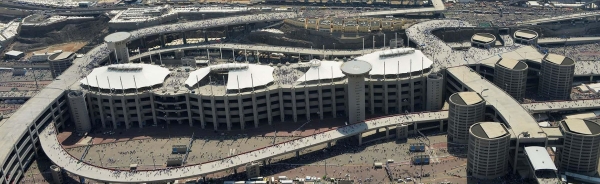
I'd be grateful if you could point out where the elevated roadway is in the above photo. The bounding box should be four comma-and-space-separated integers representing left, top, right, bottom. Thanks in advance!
0, 12, 301, 182
446, 66, 544, 139
40, 111, 448, 183
130, 43, 383, 60
537, 37, 600, 45
357, 0, 445, 16
518, 12, 600, 25
128, 12, 300, 40
522, 99, 600, 113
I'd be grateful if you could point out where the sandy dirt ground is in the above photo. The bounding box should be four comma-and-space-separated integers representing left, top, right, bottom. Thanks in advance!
25, 42, 87, 59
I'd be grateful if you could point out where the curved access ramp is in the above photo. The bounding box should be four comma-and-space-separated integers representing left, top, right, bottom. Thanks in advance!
40, 111, 447, 183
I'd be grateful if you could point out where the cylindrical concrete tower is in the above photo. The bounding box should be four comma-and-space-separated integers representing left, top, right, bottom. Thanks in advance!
448, 92, 486, 144
468, 122, 510, 179
105, 32, 131, 63
48, 52, 75, 78
50, 165, 64, 184
558, 119, 600, 176
494, 58, 528, 100
538, 53, 575, 100
513, 29, 539, 45
341, 60, 372, 124
68, 90, 92, 133
426, 72, 444, 111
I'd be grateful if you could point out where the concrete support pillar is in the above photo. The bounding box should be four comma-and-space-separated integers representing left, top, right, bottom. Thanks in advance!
266, 92, 273, 125
331, 85, 337, 118
327, 142, 332, 148
226, 96, 233, 131
185, 94, 193, 127
292, 88, 298, 122
140, 37, 146, 48
160, 34, 166, 48
182, 32, 187, 45
414, 122, 418, 133
369, 79, 375, 114
384, 81, 389, 114
109, 96, 118, 129
295, 151, 300, 157
149, 94, 157, 126
304, 88, 310, 121
198, 96, 206, 129
397, 80, 402, 114
262, 159, 267, 166
233, 167, 237, 174
439, 120, 444, 131
237, 95, 245, 130
134, 96, 143, 128
204, 29, 209, 43
252, 93, 259, 128
211, 97, 218, 130
357, 134, 363, 145
97, 95, 106, 128
386, 127, 390, 139
410, 79, 415, 112
318, 85, 324, 120
279, 89, 285, 122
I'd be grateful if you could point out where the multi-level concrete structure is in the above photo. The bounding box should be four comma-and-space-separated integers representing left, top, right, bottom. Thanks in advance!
67, 91, 92, 133
341, 59, 372, 124
425, 72, 443, 111
447, 92, 486, 144
471, 33, 496, 48
557, 119, 600, 176
48, 51, 75, 78
468, 122, 510, 179
4, 14, 600, 184
513, 29, 539, 45
105, 32, 131, 63
493, 58, 528, 100
538, 53, 575, 100
77, 48, 434, 130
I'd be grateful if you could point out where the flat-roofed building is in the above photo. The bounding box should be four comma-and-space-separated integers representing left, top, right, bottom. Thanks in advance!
514, 29, 539, 45
448, 92, 486, 144
471, 33, 496, 49
49, 51, 75, 78
557, 119, 600, 176
538, 53, 575, 100
494, 58, 528, 100
468, 122, 510, 179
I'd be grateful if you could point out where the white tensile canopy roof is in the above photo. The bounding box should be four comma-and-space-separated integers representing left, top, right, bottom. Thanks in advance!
227, 64, 274, 90
296, 60, 345, 82
81, 64, 170, 90
524, 146, 557, 171
185, 63, 275, 90
355, 48, 433, 76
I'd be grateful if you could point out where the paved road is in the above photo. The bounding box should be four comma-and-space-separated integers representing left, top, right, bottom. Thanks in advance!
537, 37, 600, 45
522, 99, 600, 113
446, 66, 543, 139
518, 11, 600, 25
40, 111, 447, 183
130, 44, 384, 60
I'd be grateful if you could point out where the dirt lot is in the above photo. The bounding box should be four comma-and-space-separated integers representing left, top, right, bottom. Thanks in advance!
24, 42, 88, 59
